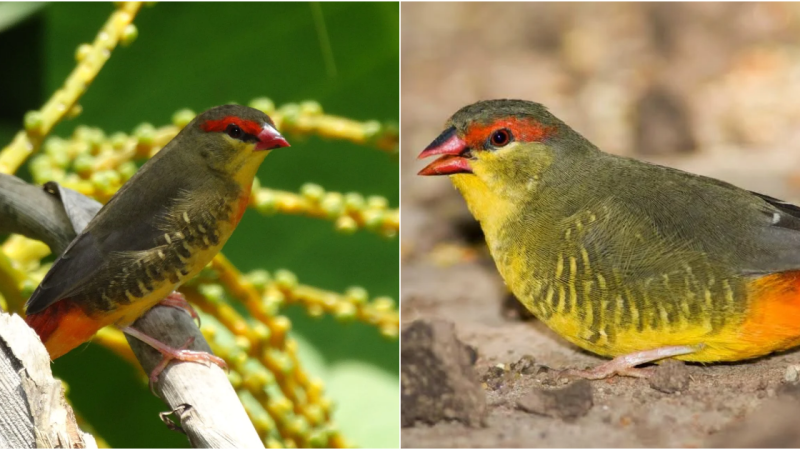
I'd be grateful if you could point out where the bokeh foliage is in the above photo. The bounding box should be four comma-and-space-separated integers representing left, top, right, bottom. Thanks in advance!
0, 2, 399, 447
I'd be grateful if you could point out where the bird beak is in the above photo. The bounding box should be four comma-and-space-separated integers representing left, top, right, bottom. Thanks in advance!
417, 126, 472, 176
255, 124, 291, 151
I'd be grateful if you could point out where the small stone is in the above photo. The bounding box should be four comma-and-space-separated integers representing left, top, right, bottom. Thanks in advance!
648, 359, 691, 394
481, 363, 511, 391
401, 319, 487, 428
785, 365, 799, 383
516, 380, 593, 421
511, 354, 537, 375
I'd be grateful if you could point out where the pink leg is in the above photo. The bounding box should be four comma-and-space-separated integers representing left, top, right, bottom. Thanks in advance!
122, 326, 227, 395
561, 345, 697, 380
158, 291, 201, 327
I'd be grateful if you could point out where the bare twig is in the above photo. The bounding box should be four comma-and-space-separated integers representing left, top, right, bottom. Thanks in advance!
0, 173, 263, 448
0, 174, 75, 256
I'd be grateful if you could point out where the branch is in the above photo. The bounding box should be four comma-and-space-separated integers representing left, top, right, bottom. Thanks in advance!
0, 312, 97, 448
126, 307, 264, 448
0, 174, 75, 256
0, 173, 263, 448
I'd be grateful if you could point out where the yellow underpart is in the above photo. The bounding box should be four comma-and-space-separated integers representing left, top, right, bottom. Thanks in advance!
448, 146, 800, 364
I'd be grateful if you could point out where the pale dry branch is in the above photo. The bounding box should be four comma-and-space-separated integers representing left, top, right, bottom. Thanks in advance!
0, 312, 97, 448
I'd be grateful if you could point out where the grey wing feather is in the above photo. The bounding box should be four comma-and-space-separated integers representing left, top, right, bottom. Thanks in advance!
25, 231, 104, 314
740, 192, 800, 275
24, 143, 196, 315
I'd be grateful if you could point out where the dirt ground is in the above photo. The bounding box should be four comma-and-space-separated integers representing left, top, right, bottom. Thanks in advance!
401, 3, 800, 447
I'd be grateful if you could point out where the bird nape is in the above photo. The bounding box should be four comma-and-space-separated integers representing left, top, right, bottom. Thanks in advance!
419, 98, 800, 379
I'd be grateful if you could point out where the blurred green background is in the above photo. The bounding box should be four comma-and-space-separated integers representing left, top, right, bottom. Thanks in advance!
0, 2, 399, 448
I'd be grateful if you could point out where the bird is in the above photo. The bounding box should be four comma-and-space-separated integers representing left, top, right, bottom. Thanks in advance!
418, 99, 800, 379
25, 104, 290, 383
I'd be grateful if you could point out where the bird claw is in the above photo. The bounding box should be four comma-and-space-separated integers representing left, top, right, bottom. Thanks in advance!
560, 364, 655, 380
122, 326, 227, 397
158, 291, 201, 327
146, 336, 228, 396
558, 345, 697, 380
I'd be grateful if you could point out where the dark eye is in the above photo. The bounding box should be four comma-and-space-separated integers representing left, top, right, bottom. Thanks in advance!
226, 123, 243, 139
489, 129, 512, 147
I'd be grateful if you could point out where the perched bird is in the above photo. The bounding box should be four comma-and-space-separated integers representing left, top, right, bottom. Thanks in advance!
26, 105, 290, 381
418, 99, 800, 379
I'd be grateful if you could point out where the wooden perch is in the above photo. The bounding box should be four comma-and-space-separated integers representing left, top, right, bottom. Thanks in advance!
0, 312, 96, 448
127, 307, 264, 447
0, 173, 263, 448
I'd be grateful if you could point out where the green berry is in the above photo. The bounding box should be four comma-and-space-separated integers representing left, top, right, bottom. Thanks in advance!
344, 192, 365, 211
320, 192, 344, 219
255, 189, 278, 215
335, 215, 357, 234
367, 195, 388, 210
334, 302, 357, 322
24, 111, 43, 133
199, 284, 225, 303
118, 161, 138, 181
362, 210, 385, 231
172, 109, 196, 128
345, 286, 368, 304
275, 269, 298, 290
279, 103, 301, 124
120, 24, 138, 46
301, 183, 325, 202
75, 44, 92, 62
133, 123, 156, 145
299, 101, 322, 116
245, 269, 271, 289
72, 154, 94, 174
249, 97, 275, 114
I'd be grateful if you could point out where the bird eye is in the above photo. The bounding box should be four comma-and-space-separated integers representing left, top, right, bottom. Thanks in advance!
489, 129, 512, 147
226, 123, 243, 139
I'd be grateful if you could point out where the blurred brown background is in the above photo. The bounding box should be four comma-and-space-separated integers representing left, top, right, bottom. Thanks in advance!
402, 3, 800, 447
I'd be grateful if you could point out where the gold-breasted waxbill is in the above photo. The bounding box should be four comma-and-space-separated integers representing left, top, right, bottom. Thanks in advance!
419, 99, 800, 378
26, 105, 289, 375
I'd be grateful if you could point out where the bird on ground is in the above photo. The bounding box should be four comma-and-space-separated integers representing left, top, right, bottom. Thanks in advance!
26, 104, 290, 384
418, 99, 800, 379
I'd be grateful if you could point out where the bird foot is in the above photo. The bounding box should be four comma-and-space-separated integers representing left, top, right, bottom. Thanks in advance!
122, 326, 227, 396
560, 345, 697, 380
157, 291, 201, 327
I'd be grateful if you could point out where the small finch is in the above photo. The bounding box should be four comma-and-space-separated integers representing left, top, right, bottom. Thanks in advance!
26, 105, 290, 383
419, 99, 800, 379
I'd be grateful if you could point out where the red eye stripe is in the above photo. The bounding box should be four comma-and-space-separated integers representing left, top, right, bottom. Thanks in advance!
464, 117, 556, 149
200, 116, 262, 136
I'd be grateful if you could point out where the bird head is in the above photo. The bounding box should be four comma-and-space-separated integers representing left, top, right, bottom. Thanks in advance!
418, 99, 597, 222
418, 99, 595, 178
179, 104, 290, 178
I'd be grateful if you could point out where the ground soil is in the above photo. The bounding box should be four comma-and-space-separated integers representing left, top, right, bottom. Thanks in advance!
401, 3, 800, 447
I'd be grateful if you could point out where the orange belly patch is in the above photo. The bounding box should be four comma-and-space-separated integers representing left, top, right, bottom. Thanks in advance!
25, 299, 103, 360
735, 270, 800, 358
